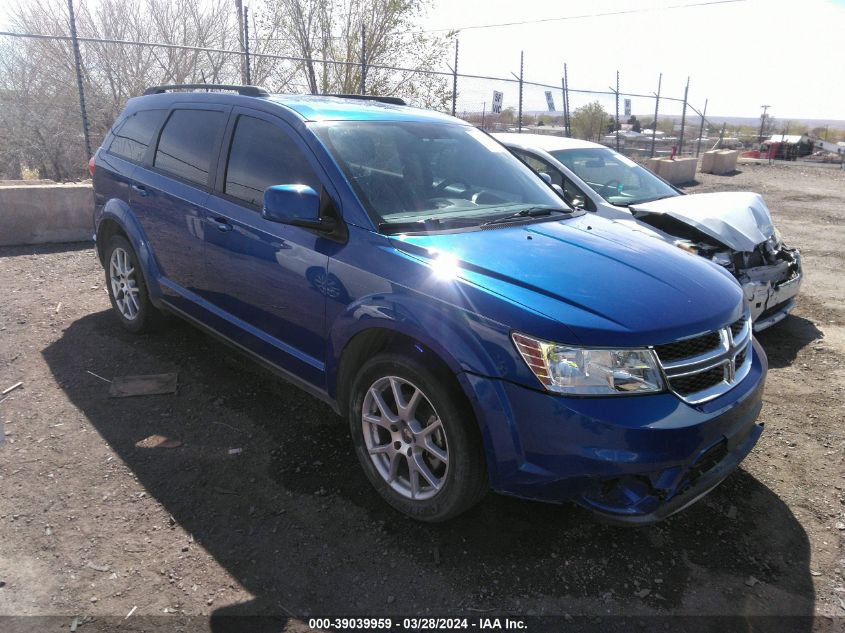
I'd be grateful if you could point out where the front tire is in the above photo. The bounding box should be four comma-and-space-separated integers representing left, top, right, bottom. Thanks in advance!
104, 234, 162, 333
348, 353, 487, 522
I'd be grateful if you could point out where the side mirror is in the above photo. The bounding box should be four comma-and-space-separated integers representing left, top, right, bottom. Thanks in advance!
539, 172, 552, 185
551, 183, 564, 196
263, 185, 332, 231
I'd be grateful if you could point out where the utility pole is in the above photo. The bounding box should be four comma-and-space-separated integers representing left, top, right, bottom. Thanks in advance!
759, 104, 771, 143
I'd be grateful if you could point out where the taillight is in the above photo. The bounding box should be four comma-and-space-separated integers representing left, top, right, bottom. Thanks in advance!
88, 156, 96, 177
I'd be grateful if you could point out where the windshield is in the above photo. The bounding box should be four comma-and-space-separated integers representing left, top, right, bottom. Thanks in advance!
550, 147, 679, 207
314, 121, 570, 232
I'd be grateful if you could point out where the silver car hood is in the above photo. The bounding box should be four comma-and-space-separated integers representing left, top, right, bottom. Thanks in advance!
630, 192, 776, 252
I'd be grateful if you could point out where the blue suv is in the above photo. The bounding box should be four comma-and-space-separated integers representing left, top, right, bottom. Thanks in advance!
91, 85, 766, 523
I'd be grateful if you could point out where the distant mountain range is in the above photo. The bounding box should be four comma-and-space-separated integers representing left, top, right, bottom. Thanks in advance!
526, 111, 845, 131
636, 114, 845, 131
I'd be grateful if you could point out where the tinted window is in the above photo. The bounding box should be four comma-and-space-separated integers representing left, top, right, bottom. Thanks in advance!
154, 109, 225, 186
224, 115, 319, 206
108, 109, 166, 162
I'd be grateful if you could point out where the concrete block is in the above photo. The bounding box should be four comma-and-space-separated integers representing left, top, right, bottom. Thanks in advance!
711, 150, 739, 175
645, 157, 698, 185
0, 183, 93, 246
701, 151, 718, 173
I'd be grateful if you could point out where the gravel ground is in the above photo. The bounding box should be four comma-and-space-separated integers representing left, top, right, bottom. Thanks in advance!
0, 162, 843, 632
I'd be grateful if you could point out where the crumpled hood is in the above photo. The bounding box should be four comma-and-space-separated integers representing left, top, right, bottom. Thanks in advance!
630, 192, 775, 252
393, 214, 743, 347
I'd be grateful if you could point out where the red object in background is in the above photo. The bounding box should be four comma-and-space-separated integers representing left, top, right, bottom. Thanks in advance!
671, 145, 677, 159
88, 156, 95, 177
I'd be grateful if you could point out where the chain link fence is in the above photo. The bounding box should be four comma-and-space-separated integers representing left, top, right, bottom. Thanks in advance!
0, 23, 715, 181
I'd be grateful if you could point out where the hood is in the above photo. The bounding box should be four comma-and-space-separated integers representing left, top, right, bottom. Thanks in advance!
630, 192, 776, 252
393, 214, 744, 348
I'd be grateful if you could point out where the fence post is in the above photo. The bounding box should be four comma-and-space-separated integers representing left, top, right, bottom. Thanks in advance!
518, 51, 523, 133
243, 5, 252, 85
695, 98, 708, 158
235, 0, 246, 84
451, 37, 458, 116
615, 71, 620, 152
67, 0, 91, 159
360, 24, 367, 95
563, 63, 571, 137
650, 73, 661, 158
678, 76, 689, 155
481, 101, 486, 129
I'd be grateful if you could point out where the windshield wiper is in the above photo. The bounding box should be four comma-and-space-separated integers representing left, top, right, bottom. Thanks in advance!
378, 216, 480, 235
479, 206, 570, 227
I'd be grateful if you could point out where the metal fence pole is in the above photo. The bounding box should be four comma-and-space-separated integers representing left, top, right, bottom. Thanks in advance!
67, 0, 91, 159
481, 101, 486, 129
234, 0, 246, 84
518, 51, 523, 133
451, 38, 458, 116
360, 24, 366, 95
695, 98, 708, 158
243, 5, 252, 85
678, 76, 689, 155
615, 71, 620, 152
650, 73, 661, 158
563, 63, 571, 137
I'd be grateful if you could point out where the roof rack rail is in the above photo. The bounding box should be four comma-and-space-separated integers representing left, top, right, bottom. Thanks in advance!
325, 94, 407, 106
143, 84, 270, 97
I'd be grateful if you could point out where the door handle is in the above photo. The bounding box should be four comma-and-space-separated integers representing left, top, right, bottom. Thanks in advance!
131, 184, 148, 197
212, 217, 233, 232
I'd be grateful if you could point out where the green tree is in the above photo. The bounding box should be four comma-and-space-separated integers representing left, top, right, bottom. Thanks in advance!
571, 101, 609, 142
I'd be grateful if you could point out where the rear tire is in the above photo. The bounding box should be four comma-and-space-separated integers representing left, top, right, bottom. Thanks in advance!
104, 234, 163, 333
348, 353, 487, 522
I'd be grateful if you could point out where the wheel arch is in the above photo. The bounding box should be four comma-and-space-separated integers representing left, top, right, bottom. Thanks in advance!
96, 202, 163, 303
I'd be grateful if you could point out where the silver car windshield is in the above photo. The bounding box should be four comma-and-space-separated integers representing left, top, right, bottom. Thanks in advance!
315, 121, 571, 230
550, 147, 679, 207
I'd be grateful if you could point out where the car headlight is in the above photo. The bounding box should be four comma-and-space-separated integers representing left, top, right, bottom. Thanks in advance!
512, 332, 665, 395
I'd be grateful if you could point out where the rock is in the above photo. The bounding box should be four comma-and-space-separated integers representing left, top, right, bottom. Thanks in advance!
745, 576, 760, 587
634, 588, 651, 598
386, 595, 395, 604
727, 505, 738, 519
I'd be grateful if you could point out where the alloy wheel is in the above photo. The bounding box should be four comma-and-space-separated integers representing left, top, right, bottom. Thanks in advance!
109, 247, 140, 320
361, 376, 449, 500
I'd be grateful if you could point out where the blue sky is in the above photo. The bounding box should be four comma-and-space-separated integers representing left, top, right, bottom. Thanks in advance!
419, 0, 845, 120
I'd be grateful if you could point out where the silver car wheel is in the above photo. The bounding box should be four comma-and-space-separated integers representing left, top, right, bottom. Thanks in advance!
109, 247, 140, 321
361, 376, 449, 501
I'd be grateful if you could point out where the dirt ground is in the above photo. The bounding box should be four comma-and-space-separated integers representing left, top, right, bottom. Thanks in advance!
1, 162, 844, 632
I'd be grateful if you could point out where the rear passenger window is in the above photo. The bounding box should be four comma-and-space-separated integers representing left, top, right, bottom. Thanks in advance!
154, 109, 225, 186
224, 115, 319, 207
108, 110, 166, 163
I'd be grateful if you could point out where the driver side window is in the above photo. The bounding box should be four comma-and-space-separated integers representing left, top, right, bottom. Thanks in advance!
514, 150, 595, 211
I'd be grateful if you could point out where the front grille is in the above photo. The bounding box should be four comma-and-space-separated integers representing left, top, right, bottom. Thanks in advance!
653, 317, 751, 404
654, 331, 722, 363
730, 318, 745, 339
670, 364, 726, 396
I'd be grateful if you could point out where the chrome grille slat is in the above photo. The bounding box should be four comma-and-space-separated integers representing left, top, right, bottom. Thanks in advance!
653, 317, 750, 404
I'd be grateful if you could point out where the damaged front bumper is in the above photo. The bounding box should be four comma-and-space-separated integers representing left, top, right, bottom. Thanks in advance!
460, 339, 767, 524
741, 248, 803, 331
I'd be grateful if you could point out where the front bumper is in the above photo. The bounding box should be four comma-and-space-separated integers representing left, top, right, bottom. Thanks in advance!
743, 248, 803, 331
460, 339, 767, 524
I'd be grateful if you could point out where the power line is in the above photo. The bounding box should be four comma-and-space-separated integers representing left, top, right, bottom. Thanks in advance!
418, 0, 747, 34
